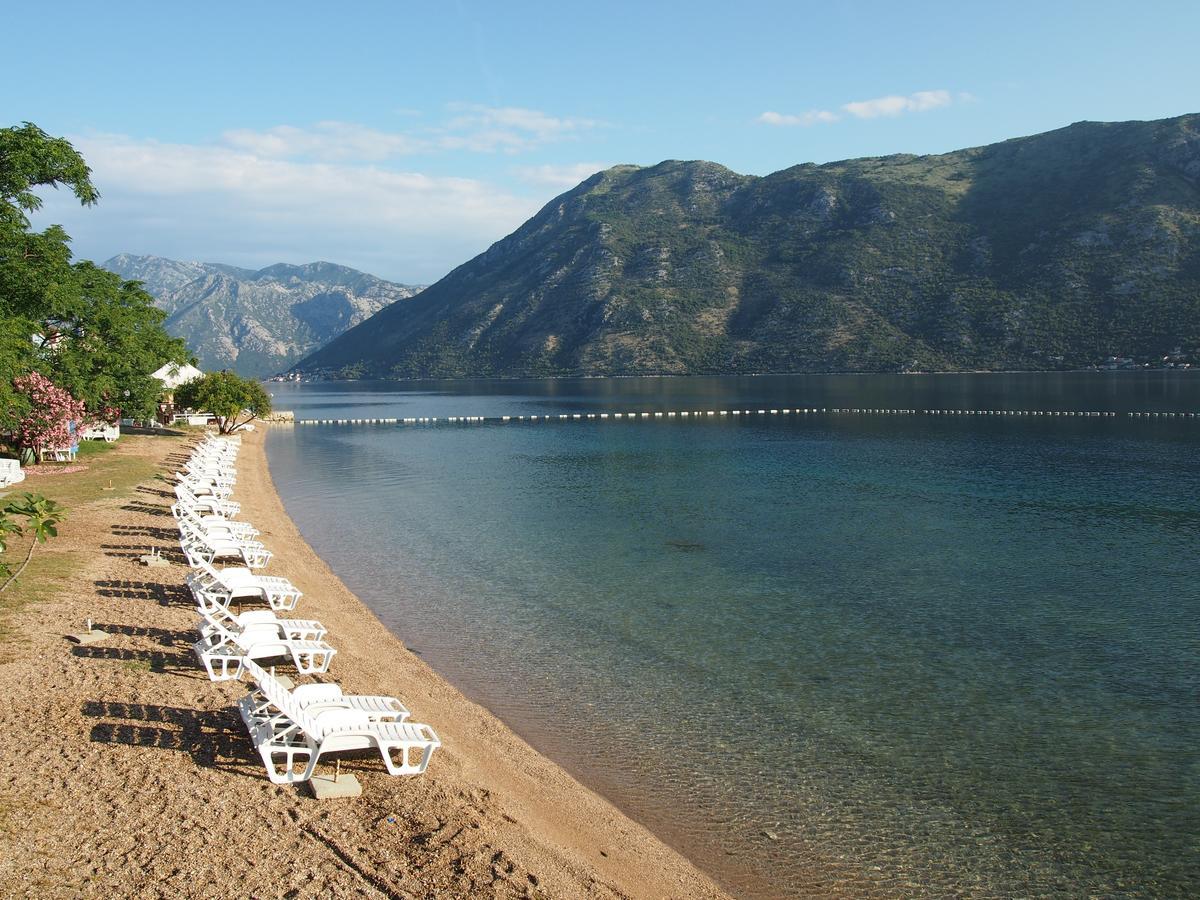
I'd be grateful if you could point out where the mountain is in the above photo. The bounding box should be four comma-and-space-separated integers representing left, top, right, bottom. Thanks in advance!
102, 255, 423, 377
298, 114, 1200, 379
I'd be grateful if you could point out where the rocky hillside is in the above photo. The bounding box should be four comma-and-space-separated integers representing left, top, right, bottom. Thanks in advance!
102, 255, 423, 377
298, 113, 1200, 378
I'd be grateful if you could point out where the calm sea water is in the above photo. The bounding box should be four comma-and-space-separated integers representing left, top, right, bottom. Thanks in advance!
265, 373, 1200, 898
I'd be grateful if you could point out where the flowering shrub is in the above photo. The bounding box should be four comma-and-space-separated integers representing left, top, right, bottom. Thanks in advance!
13, 372, 86, 460
88, 402, 122, 427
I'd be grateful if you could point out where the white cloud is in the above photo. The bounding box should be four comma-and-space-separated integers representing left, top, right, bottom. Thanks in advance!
31, 132, 544, 283
221, 105, 599, 162
223, 121, 430, 161
759, 89, 962, 127
438, 104, 599, 154
758, 110, 840, 127
513, 162, 609, 188
842, 89, 952, 119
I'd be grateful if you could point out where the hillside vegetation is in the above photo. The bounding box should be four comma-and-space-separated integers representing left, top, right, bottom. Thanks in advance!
299, 114, 1200, 378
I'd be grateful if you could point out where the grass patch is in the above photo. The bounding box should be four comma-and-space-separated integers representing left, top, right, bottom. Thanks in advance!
29, 435, 185, 507
74, 439, 118, 459
0, 549, 83, 642
0, 433, 188, 642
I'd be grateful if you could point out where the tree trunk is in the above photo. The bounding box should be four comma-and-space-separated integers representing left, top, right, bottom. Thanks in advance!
0, 539, 37, 595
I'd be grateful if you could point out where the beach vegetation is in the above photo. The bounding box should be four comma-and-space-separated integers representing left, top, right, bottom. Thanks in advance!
174, 370, 272, 433
12, 371, 86, 462
0, 122, 193, 436
0, 492, 66, 593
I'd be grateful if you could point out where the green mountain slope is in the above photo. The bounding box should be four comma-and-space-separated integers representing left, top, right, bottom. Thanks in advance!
102, 255, 423, 377
298, 114, 1200, 378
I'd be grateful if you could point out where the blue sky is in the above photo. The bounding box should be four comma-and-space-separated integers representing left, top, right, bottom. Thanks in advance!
9, 0, 1200, 282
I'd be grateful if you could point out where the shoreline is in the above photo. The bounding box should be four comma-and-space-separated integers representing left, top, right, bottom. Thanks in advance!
0, 431, 728, 898
242, 427, 733, 897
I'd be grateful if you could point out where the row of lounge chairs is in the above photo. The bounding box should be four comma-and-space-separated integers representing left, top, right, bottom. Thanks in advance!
172, 433, 440, 784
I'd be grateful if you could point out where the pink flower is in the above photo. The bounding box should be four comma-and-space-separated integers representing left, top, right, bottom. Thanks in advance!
13, 372, 87, 457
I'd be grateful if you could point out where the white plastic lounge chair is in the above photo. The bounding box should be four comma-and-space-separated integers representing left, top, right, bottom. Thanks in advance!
237, 679, 410, 732
0, 459, 24, 488
81, 423, 120, 442
186, 558, 302, 611
198, 603, 327, 644
240, 659, 439, 783
179, 521, 272, 569
176, 473, 235, 500
171, 503, 259, 541
192, 619, 336, 681
181, 462, 235, 485
175, 483, 240, 518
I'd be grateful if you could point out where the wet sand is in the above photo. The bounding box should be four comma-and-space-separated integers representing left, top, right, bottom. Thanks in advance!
0, 430, 727, 899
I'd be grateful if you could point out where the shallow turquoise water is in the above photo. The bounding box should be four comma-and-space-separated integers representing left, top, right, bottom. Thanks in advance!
266, 373, 1200, 897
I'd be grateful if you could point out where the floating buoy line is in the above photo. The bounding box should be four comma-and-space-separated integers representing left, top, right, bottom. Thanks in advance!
289, 408, 1198, 426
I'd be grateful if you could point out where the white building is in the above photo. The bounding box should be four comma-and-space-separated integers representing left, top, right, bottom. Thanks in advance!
151, 362, 204, 390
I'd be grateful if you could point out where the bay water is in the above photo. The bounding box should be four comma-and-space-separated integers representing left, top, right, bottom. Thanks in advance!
265, 373, 1199, 897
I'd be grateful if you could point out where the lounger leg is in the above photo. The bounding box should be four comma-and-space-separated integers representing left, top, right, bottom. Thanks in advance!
380, 740, 436, 776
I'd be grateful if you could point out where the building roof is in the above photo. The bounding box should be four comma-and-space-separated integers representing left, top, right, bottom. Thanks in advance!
151, 362, 204, 389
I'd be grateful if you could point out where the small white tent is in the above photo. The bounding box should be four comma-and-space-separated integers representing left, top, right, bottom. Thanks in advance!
151, 362, 204, 390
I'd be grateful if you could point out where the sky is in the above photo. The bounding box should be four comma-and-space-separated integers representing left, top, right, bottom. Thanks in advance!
8, 0, 1200, 283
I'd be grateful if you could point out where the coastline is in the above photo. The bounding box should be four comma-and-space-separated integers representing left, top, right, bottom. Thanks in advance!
243, 427, 732, 897
0, 430, 728, 898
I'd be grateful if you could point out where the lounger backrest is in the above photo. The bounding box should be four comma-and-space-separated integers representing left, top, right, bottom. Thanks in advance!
247, 660, 326, 739
180, 523, 217, 551
193, 556, 226, 586
200, 605, 240, 634
176, 505, 208, 530
180, 520, 238, 550
205, 617, 242, 646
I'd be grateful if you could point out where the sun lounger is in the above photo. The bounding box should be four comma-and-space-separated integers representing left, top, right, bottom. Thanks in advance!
80, 423, 120, 442
175, 483, 240, 518
198, 604, 326, 643
176, 473, 235, 500
171, 503, 259, 541
181, 462, 235, 485
186, 558, 301, 611
192, 619, 336, 681
179, 521, 272, 569
237, 679, 410, 733
240, 659, 439, 783
0, 459, 24, 488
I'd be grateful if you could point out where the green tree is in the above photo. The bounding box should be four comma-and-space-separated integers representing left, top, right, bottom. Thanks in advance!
0, 122, 192, 429
175, 371, 272, 434
0, 492, 66, 593
37, 262, 190, 418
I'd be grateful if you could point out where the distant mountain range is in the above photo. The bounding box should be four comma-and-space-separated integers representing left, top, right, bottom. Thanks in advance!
298, 113, 1200, 379
102, 254, 423, 377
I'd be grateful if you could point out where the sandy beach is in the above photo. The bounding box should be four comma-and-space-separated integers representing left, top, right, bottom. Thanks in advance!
0, 430, 728, 898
